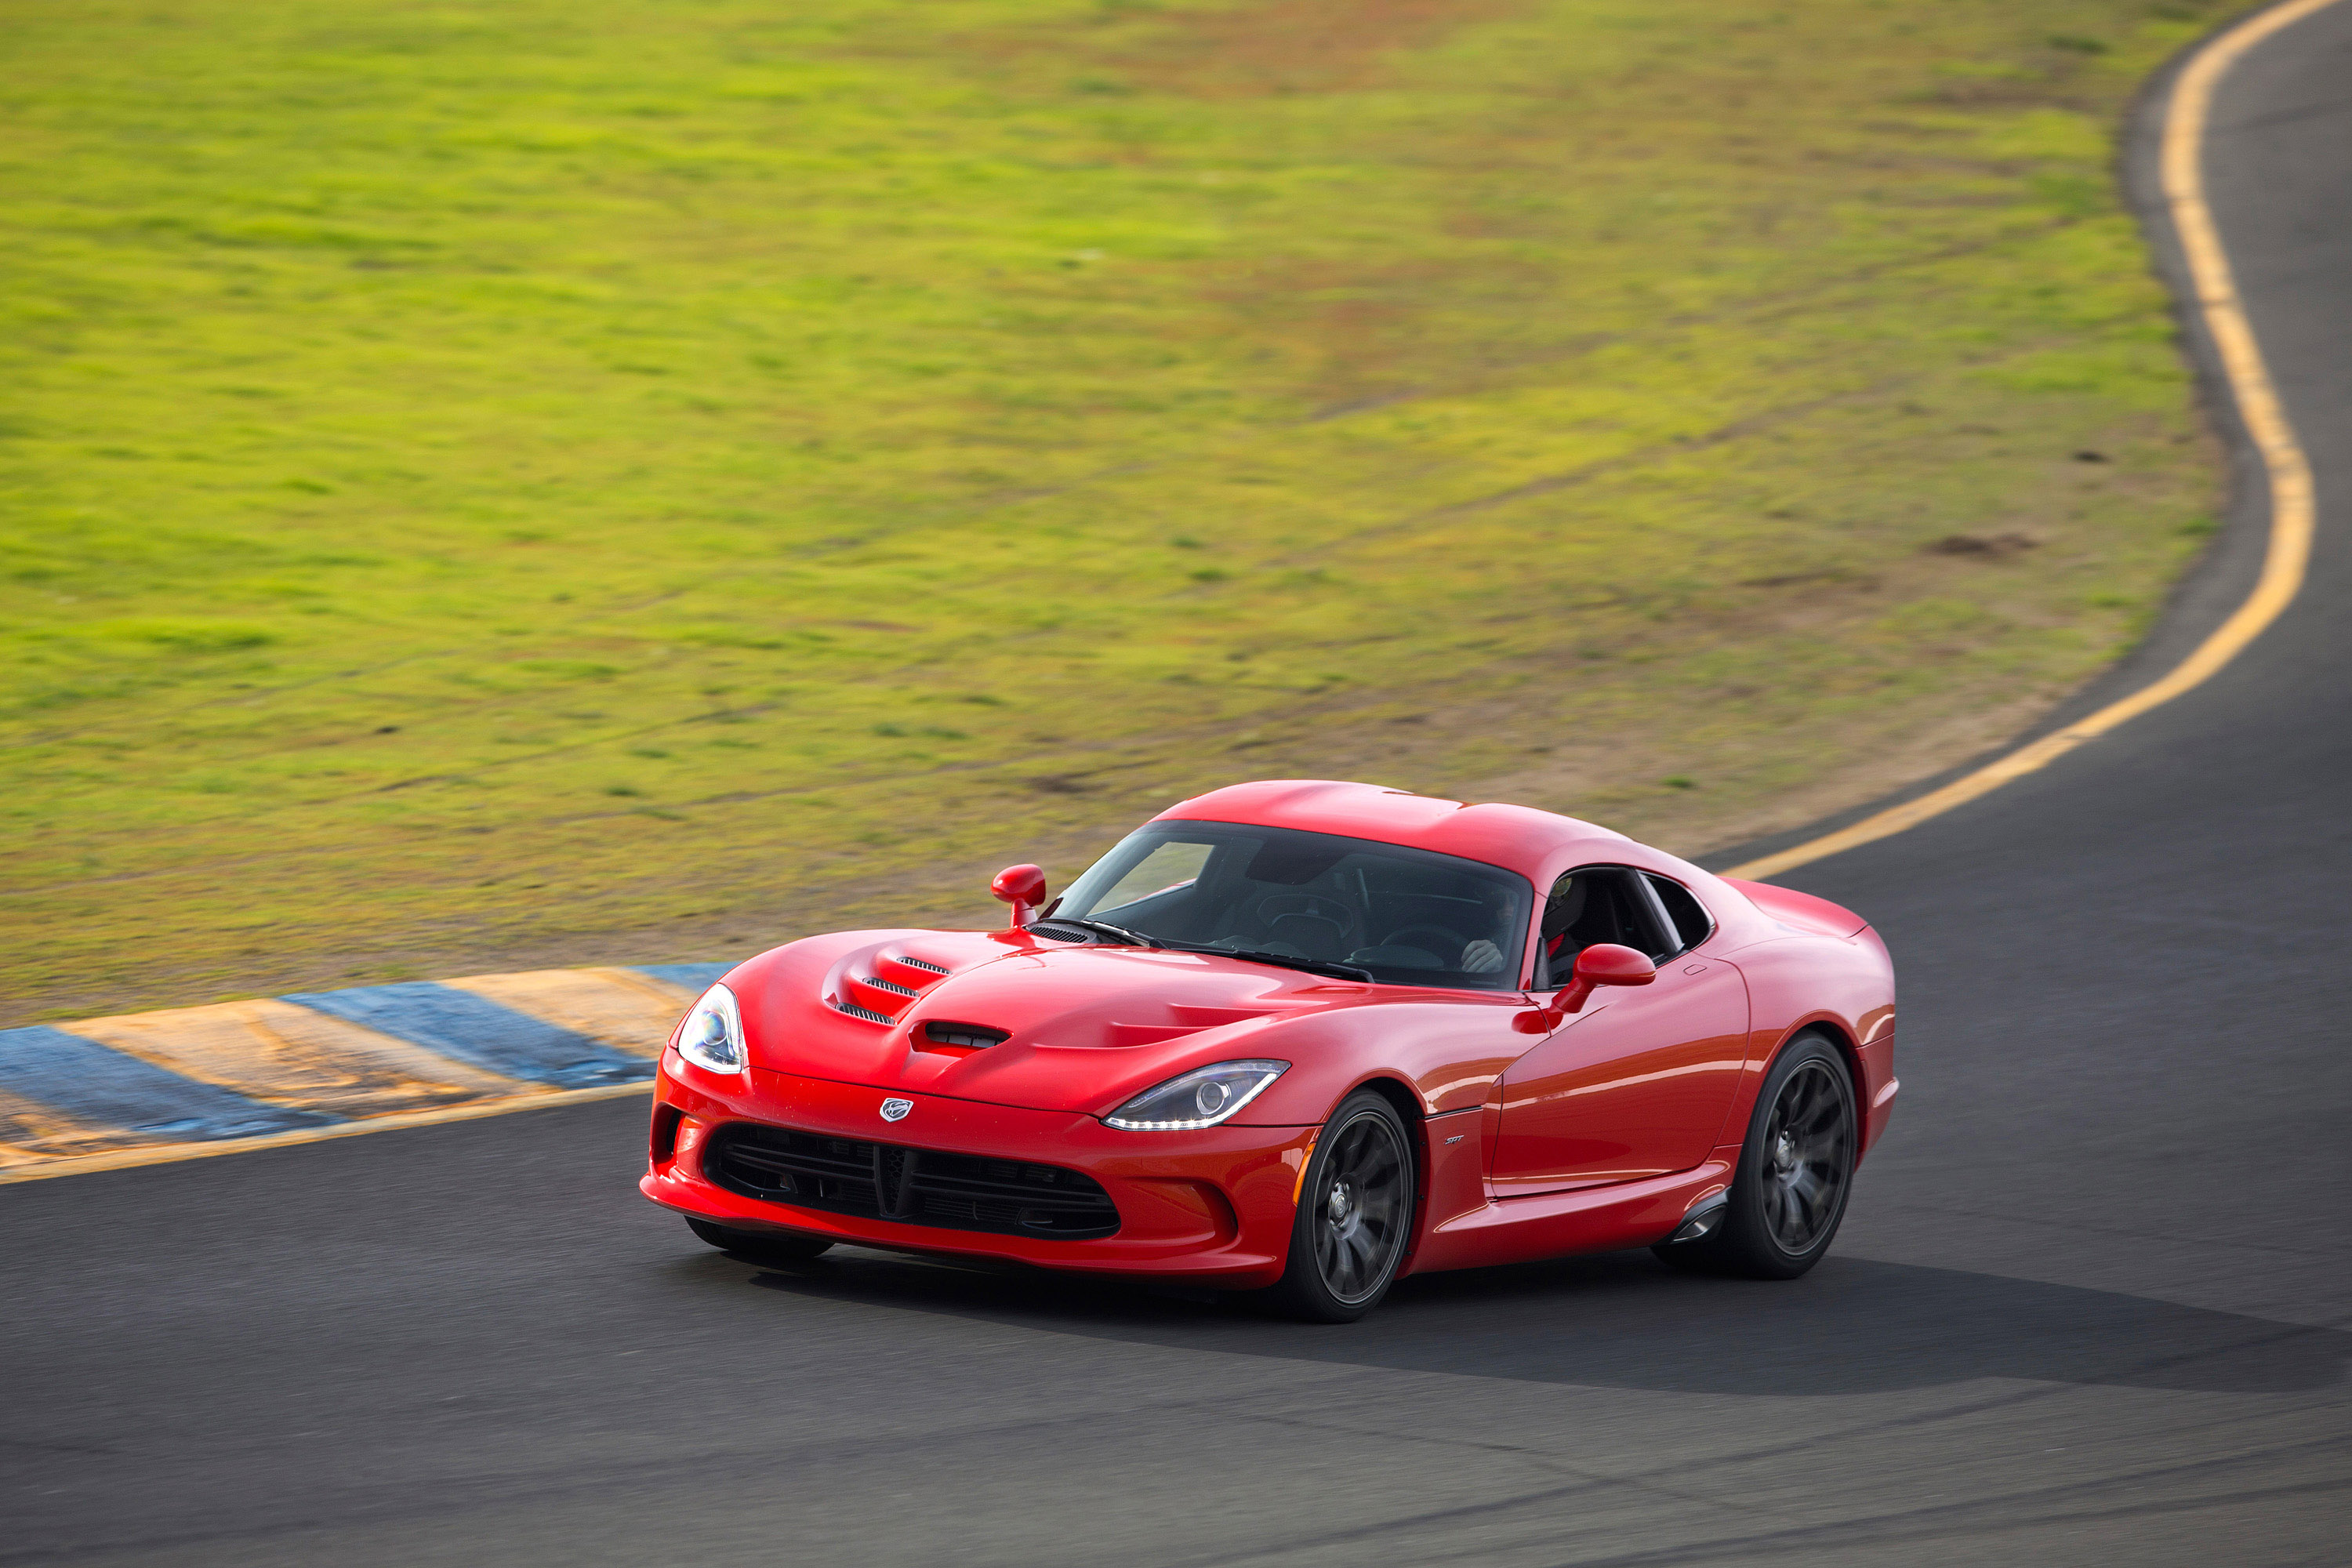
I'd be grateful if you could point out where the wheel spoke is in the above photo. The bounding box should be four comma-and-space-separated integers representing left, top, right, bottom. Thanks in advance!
1788, 1169, 1824, 1234
1755, 1061, 1857, 1252
1308, 1111, 1413, 1303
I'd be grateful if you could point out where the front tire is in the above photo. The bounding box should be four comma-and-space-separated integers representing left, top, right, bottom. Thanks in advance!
1265, 1091, 1415, 1323
1657, 1032, 1855, 1279
686, 1216, 834, 1265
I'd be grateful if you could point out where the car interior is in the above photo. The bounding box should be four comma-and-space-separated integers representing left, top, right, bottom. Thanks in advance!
1059, 829, 1717, 993
1534, 868, 1715, 988
1060, 827, 1534, 990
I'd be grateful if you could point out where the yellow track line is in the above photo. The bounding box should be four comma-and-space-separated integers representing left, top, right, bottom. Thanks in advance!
0, 1082, 654, 1186
1722, 0, 2332, 884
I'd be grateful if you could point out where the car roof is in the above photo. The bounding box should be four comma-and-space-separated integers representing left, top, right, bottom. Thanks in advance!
1152, 779, 1628, 882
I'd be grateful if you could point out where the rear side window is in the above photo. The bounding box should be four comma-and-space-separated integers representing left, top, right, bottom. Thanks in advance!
1645, 873, 1715, 953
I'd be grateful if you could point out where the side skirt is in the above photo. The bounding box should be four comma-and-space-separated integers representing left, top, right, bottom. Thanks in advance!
1401, 1147, 1738, 1276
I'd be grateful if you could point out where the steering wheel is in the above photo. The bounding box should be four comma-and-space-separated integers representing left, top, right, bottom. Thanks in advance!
1254, 891, 1357, 943
1381, 924, 1468, 963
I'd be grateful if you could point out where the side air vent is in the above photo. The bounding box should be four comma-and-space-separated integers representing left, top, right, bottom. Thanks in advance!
1026, 922, 1093, 943
924, 1021, 1010, 1051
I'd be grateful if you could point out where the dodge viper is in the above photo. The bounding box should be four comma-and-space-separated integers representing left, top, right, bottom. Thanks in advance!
641, 779, 1896, 1320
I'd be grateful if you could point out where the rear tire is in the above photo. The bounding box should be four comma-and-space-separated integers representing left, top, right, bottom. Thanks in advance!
1655, 1032, 1855, 1280
686, 1216, 834, 1265
1263, 1091, 1416, 1323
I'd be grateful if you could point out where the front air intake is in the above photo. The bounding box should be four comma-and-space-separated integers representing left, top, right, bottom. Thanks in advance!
703, 1121, 1120, 1240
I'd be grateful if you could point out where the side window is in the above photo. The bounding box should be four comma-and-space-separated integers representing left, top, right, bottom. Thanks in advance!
1644, 873, 1715, 955
1536, 868, 1675, 985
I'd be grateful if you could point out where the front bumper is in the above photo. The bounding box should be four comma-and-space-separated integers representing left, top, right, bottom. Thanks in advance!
641, 1051, 1316, 1287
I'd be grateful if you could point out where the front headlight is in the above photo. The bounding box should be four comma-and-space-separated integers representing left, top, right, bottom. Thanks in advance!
1105, 1059, 1287, 1131
675, 983, 747, 1074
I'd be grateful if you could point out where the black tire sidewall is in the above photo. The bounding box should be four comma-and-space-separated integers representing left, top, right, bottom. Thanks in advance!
1270, 1091, 1415, 1323
1722, 1033, 1857, 1279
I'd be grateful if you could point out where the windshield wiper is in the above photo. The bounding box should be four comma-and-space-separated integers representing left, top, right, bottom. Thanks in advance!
1051, 922, 1374, 982
1046, 918, 1160, 947
1156, 941, 1373, 984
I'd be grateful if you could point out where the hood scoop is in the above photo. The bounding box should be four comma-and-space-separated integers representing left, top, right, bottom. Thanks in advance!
829, 943, 964, 1025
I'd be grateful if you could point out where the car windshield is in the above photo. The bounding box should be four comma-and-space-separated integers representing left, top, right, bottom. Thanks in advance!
1054, 821, 1534, 992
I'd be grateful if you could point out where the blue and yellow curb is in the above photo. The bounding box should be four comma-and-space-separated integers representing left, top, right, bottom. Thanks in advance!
0, 963, 728, 1183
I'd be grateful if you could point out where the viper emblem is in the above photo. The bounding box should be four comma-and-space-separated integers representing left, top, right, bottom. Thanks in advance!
879, 1098, 913, 1123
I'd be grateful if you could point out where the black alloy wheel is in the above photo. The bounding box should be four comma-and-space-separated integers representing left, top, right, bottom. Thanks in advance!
1656, 1032, 1856, 1279
1267, 1090, 1415, 1322
1760, 1058, 1852, 1254
685, 1216, 835, 1266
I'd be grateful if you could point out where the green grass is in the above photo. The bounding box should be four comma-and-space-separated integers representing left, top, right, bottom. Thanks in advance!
2, 0, 2229, 1019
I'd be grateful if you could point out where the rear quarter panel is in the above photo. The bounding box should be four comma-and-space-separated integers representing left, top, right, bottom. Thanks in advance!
1715, 930, 1897, 1160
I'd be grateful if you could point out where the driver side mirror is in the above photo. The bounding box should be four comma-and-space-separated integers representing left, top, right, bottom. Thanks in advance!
1518, 942, 1655, 1031
991, 863, 1047, 928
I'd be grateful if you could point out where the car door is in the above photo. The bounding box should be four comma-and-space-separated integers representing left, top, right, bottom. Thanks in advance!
1490, 868, 1749, 1195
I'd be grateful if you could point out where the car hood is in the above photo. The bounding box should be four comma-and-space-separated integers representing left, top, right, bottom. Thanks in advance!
720, 928, 1398, 1119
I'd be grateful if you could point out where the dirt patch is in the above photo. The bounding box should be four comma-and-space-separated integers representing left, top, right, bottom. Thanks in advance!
1193, 256, 1486, 409
1927, 532, 2040, 558
981, 0, 1522, 100
1138, 0, 1519, 97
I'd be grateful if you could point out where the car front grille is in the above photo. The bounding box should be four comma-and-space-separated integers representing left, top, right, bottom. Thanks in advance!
702, 1121, 1120, 1240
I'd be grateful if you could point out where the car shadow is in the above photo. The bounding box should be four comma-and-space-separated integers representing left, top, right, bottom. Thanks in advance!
737, 1247, 2348, 1398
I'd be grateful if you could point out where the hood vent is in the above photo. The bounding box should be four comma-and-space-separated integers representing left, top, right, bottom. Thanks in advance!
923, 1021, 1010, 1052
829, 943, 961, 1025
1026, 922, 1093, 943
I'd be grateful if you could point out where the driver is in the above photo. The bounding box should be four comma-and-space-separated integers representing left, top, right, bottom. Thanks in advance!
1531, 875, 1588, 987
1458, 888, 1552, 973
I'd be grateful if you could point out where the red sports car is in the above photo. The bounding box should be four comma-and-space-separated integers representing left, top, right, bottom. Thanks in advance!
641, 779, 1896, 1320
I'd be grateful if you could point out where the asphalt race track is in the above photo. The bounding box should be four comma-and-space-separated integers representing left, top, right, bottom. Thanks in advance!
5, 13, 2347, 1566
